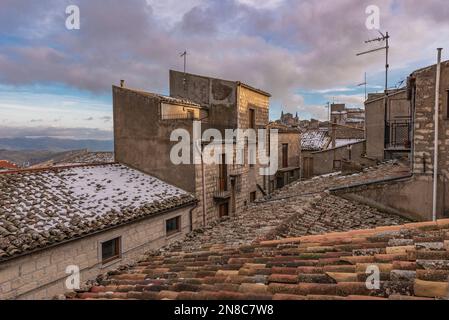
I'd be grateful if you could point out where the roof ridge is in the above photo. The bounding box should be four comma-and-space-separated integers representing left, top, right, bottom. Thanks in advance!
0, 161, 118, 175
259, 218, 449, 246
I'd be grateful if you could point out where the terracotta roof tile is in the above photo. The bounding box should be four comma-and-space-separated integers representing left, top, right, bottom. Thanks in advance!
70, 218, 449, 300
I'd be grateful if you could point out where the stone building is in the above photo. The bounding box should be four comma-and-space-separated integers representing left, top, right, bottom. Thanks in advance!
266, 123, 301, 190
114, 71, 272, 228
332, 59, 449, 221
0, 164, 196, 299
300, 123, 366, 178
365, 89, 412, 160
279, 111, 299, 127
331, 103, 365, 128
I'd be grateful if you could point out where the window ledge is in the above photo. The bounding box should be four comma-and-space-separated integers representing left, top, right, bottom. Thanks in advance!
101, 257, 122, 269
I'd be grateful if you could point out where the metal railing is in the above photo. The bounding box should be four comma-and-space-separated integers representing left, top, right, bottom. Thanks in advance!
213, 176, 230, 199
385, 118, 412, 149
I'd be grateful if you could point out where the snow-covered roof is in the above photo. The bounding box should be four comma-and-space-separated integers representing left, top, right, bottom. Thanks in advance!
0, 163, 195, 260
301, 130, 331, 151
332, 139, 364, 148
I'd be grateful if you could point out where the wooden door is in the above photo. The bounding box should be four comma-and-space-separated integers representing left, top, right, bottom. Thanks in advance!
219, 202, 229, 218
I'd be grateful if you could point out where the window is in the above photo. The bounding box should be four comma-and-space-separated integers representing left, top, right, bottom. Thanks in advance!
333, 160, 342, 169
249, 108, 256, 129
219, 154, 228, 192
250, 191, 257, 202
166, 216, 181, 236
101, 237, 121, 264
282, 144, 289, 168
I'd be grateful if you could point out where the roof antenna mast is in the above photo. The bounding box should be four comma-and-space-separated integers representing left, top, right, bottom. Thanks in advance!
180, 50, 187, 89
356, 31, 390, 93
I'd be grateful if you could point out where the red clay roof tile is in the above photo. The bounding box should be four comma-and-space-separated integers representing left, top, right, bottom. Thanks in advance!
70, 218, 449, 300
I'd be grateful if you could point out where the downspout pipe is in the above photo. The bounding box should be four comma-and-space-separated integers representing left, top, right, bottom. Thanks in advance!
432, 48, 443, 221
194, 140, 207, 227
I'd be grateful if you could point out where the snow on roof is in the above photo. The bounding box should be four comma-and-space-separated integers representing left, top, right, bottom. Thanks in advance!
301, 130, 331, 151
0, 163, 195, 260
332, 139, 364, 148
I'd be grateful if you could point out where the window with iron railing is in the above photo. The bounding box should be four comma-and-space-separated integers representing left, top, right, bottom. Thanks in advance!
385, 118, 412, 149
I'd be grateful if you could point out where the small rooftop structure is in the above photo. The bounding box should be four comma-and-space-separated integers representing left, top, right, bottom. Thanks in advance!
301, 130, 331, 151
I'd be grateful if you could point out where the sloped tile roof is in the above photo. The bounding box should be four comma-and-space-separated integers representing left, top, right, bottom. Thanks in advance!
301, 130, 331, 151
0, 164, 196, 261
70, 219, 449, 300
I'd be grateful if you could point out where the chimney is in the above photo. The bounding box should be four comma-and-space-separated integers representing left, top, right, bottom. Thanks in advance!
120, 80, 125, 88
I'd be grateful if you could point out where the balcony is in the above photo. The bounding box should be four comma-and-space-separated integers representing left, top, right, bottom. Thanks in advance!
213, 177, 231, 201
385, 119, 412, 150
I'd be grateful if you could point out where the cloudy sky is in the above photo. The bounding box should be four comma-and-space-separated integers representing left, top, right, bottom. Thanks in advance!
0, 0, 448, 139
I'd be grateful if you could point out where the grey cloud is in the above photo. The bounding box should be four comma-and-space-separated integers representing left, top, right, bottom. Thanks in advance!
0, 0, 448, 119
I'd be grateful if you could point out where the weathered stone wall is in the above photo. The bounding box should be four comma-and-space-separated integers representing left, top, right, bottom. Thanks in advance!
334, 124, 365, 139
365, 90, 410, 160
330, 174, 445, 221
278, 131, 301, 169
113, 86, 197, 193
0, 206, 193, 300
237, 85, 270, 199
412, 61, 449, 181
169, 70, 238, 130
311, 141, 366, 176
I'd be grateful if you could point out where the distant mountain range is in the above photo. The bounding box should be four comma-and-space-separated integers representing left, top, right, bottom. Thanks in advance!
0, 137, 114, 152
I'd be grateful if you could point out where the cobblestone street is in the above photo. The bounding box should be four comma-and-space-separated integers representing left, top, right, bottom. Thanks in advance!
158, 162, 411, 255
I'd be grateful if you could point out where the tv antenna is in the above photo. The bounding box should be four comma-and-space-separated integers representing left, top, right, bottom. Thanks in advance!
356, 31, 390, 93
357, 72, 367, 100
180, 50, 187, 74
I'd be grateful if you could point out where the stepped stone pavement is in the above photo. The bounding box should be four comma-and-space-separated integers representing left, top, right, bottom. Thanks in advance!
156, 161, 411, 255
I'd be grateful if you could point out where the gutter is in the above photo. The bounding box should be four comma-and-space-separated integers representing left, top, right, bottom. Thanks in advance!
433, 48, 443, 221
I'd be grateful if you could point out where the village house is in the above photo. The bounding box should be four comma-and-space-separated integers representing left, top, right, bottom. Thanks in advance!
266, 123, 301, 190
331, 103, 365, 128
0, 164, 197, 299
332, 57, 449, 221
365, 88, 412, 160
114, 71, 275, 228
300, 123, 367, 178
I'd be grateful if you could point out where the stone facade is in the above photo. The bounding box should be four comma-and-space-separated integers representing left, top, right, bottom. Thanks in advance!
411, 61, 449, 180
365, 89, 411, 160
0, 206, 193, 299
311, 140, 369, 176
114, 72, 273, 229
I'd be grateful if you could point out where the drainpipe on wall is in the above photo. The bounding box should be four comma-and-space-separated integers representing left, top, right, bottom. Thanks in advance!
432, 48, 443, 222
194, 140, 207, 227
